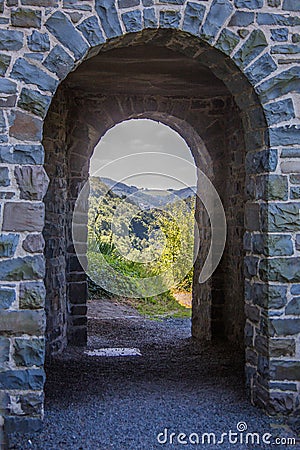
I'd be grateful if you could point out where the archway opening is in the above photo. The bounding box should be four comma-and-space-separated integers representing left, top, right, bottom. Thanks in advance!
86, 119, 196, 343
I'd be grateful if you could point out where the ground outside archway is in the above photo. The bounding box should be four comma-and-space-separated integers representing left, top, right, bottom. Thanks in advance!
0, 0, 299, 439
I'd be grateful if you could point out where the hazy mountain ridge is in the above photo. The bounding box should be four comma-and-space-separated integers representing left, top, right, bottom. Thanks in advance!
90, 176, 196, 208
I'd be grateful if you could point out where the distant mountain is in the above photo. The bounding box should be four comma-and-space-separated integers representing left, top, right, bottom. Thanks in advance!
91, 176, 196, 209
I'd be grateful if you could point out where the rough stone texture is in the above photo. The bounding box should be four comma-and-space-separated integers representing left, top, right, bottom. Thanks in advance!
2, 202, 44, 232
9, 110, 42, 141
14, 166, 49, 200
22, 234, 45, 254
19, 282, 45, 310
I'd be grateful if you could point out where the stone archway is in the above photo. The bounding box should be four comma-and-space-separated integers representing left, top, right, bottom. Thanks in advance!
0, 0, 299, 438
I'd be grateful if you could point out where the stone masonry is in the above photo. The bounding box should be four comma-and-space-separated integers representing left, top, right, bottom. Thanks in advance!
0, 0, 299, 439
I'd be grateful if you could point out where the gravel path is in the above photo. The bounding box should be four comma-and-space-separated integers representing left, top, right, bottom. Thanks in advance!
9, 300, 299, 450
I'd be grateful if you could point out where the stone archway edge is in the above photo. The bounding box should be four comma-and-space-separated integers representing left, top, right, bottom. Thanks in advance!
0, 0, 299, 438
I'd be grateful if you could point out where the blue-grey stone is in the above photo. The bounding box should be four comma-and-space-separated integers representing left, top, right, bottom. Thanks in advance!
271, 44, 300, 54
0, 79, 17, 95
160, 11, 181, 28
264, 98, 295, 126
19, 281, 45, 309
27, 30, 50, 52
0, 111, 5, 134
200, 0, 233, 43
245, 53, 277, 85
271, 28, 288, 42
234, 0, 263, 9
283, 0, 300, 10
290, 174, 300, 184
270, 361, 300, 381
182, 2, 206, 35
0, 310, 45, 336
77, 16, 105, 47
270, 125, 300, 146
245, 149, 278, 174
252, 234, 293, 256
251, 283, 287, 309
4, 417, 43, 435
3, 202, 44, 232
0, 54, 11, 76
11, 58, 57, 92
270, 320, 300, 337
43, 45, 74, 80
122, 10, 142, 32
0, 144, 44, 165
0, 288, 15, 309
258, 174, 288, 201
63, 0, 91, 9
0, 0, 3, 12
257, 67, 300, 102
291, 285, 300, 295
0, 337, 9, 363
0, 167, 9, 187
18, 88, 51, 118
45, 11, 89, 61
24, 52, 44, 61
281, 147, 300, 158
292, 33, 300, 43
286, 297, 300, 315
215, 29, 239, 55
229, 11, 254, 27
20, 392, 43, 415
257, 13, 300, 26
143, 8, 157, 28
22, 234, 44, 254
0, 30, 23, 51
118, 0, 139, 6
143, 0, 153, 4
290, 186, 300, 199
243, 232, 252, 251
0, 368, 45, 390
14, 338, 45, 367
0, 234, 19, 258
233, 29, 267, 68
259, 257, 300, 283
244, 255, 259, 278
263, 202, 300, 232
95, 0, 122, 39
0, 256, 44, 281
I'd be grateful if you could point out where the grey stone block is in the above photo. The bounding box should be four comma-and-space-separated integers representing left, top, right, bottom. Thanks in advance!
0, 167, 9, 187
122, 10, 142, 32
0, 288, 16, 309
245, 149, 278, 174
252, 234, 293, 256
0, 256, 45, 281
11, 58, 58, 92
0, 369, 45, 389
0, 337, 10, 363
45, 11, 89, 61
19, 282, 45, 309
4, 416, 43, 434
3, 202, 44, 232
160, 10, 181, 28
283, 0, 300, 10
0, 30, 23, 51
27, 30, 50, 51
229, 11, 254, 26
215, 29, 239, 55
264, 98, 295, 125
182, 2, 206, 35
286, 297, 300, 315
259, 257, 300, 283
270, 125, 300, 146
270, 338, 295, 356
0, 234, 19, 258
43, 45, 74, 80
14, 166, 49, 201
245, 53, 277, 85
17, 88, 51, 118
257, 67, 300, 102
200, 0, 233, 43
77, 16, 104, 47
13, 338, 45, 366
95, 0, 122, 39
233, 29, 267, 69
234, 0, 263, 8
0, 310, 45, 335
0, 54, 11, 76
271, 28, 288, 42
11, 8, 41, 28
143, 8, 157, 28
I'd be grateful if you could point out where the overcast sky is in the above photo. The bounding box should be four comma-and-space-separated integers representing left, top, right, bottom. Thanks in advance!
90, 119, 197, 190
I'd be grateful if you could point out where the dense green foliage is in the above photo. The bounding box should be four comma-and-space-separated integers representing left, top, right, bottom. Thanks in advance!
87, 177, 195, 317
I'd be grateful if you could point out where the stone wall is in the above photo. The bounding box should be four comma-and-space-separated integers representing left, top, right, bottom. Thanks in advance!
0, 0, 298, 437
